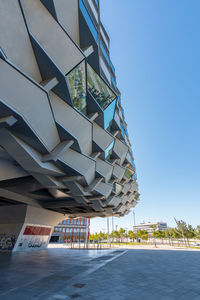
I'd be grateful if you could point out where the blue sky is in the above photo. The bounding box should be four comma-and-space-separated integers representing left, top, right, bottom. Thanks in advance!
90, 0, 200, 233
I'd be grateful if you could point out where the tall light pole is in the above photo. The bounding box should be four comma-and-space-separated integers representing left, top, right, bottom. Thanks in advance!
112, 215, 114, 233
133, 210, 136, 226
125, 227, 129, 243
107, 217, 110, 247
112, 215, 114, 244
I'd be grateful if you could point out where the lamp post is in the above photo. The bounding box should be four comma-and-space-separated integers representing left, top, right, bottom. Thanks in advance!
107, 217, 110, 247
112, 215, 114, 245
125, 227, 128, 243
133, 210, 136, 226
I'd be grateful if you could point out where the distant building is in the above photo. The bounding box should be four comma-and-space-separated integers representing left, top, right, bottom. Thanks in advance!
50, 218, 90, 243
133, 222, 167, 236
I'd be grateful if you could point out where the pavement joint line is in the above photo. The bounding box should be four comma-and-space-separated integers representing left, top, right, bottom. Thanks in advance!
47, 250, 128, 299
0, 255, 95, 297
0, 250, 127, 299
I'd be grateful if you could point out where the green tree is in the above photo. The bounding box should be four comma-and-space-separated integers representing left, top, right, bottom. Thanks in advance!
195, 226, 200, 239
137, 230, 149, 241
128, 230, 137, 241
113, 230, 120, 242
118, 228, 126, 242
164, 229, 172, 245
175, 220, 195, 247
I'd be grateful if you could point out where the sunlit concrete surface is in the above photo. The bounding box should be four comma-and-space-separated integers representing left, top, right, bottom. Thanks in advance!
1, 249, 200, 299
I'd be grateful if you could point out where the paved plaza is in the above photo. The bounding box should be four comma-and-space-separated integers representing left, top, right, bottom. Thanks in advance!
0, 248, 200, 300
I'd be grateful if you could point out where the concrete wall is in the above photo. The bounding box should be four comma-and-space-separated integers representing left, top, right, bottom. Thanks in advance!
54, 0, 80, 45
0, 1, 42, 82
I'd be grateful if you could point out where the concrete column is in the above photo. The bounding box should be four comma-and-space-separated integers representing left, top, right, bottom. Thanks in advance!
0, 205, 65, 252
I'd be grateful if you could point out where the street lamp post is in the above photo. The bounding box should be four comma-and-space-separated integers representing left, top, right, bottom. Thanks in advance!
133, 210, 136, 226
111, 215, 115, 245
107, 217, 110, 248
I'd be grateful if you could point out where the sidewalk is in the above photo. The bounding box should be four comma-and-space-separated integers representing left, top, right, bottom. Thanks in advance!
1, 248, 200, 299
48, 243, 200, 251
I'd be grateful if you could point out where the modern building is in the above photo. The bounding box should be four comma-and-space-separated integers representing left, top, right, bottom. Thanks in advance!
0, 0, 139, 251
133, 222, 167, 236
50, 217, 90, 243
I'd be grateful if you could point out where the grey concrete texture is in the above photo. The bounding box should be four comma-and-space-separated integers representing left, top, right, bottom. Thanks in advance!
1, 249, 200, 299
0, 0, 138, 218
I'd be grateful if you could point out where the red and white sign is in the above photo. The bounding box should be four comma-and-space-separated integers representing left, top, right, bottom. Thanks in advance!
14, 224, 52, 251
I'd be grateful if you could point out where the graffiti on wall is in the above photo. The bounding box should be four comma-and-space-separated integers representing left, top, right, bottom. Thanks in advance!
16, 225, 52, 251
18, 236, 49, 250
0, 234, 16, 251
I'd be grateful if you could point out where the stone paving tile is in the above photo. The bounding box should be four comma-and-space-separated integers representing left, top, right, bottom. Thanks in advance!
65, 250, 200, 300
1, 249, 200, 299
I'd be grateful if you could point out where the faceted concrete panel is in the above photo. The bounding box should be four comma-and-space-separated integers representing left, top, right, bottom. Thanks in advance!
90, 201, 104, 212
96, 158, 113, 182
106, 195, 121, 207
126, 151, 133, 165
113, 110, 121, 129
113, 164, 125, 181
50, 92, 92, 155
122, 183, 131, 195
0, 158, 28, 181
0, 59, 60, 151
59, 149, 95, 185
53, 0, 80, 45
130, 182, 138, 193
0, 147, 13, 161
22, 0, 84, 75
0, 1, 42, 82
0, 0, 138, 220
93, 182, 112, 198
93, 123, 114, 151
113, 138, 129, 165
0, 130, 64, 176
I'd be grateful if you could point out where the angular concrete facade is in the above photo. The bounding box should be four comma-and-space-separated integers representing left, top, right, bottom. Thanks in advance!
0, 0, 139, 250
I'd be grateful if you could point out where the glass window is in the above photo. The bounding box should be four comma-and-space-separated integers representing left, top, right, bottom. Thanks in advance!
132, 173, 137, 180
121, 107, 125, 118
130, 150, 134, 165
87, 64, 116, 110
110, 60, 115, 74
66, 61, 87, 115
100, 41, 110, 66
100, 41, 115, 74
104, 99, 116, 131
105, 141, 114, 162
120, 124, 125, 138
79, 0, 98, 41
111, 76, 117, 89
124, 167, 134, 179
113, 182, 123, 194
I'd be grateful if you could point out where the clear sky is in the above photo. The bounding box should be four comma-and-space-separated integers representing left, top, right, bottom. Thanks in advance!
90, 0, 200, 233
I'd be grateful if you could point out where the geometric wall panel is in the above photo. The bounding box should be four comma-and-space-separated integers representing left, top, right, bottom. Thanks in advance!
0, 0, 139, 218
